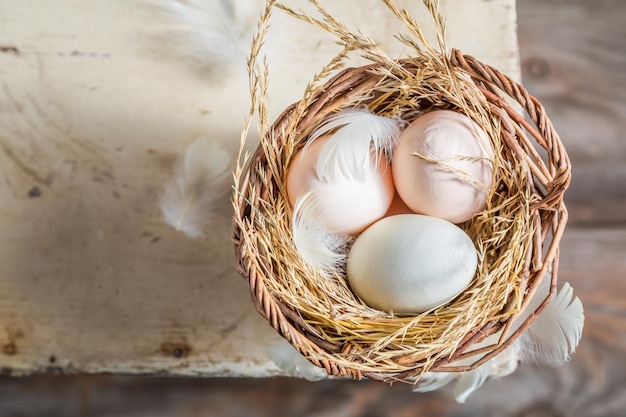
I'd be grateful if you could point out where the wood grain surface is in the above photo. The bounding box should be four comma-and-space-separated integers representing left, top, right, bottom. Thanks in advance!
0, 0, 520, 378
518, 0, 626, 227
4, 227, 624, 416
1, 0, 626, 415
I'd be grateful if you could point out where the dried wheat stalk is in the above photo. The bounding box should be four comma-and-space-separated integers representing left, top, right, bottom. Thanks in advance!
233, 0, 569, 383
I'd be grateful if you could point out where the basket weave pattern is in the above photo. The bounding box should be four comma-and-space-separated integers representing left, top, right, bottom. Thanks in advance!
233, 17, 570, 382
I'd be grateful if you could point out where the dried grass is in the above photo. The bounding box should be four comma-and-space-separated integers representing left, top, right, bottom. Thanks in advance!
233, 0, 570, 383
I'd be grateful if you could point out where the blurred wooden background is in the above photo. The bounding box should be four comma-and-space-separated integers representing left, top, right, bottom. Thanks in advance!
1, 0, 625, 416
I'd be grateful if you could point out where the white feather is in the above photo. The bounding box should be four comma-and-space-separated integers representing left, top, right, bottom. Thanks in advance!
440, 335, 520, 403
442, 274, 583, 401
160, 138, 232, 238
488, 340, 522, 378
411, 271, 583, 402
412, 372, 456, 393
305, 108, 402, 181
150, 0, 255, 72
453, 360, 493, 404
292, 191, 350, 275
519, 281, 585, 365
266, 339, 327, 381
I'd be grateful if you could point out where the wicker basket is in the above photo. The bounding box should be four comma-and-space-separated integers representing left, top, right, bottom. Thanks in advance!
233, 2, 570, 384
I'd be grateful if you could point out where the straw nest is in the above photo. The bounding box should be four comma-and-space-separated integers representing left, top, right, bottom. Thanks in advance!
233, 0, 570, 384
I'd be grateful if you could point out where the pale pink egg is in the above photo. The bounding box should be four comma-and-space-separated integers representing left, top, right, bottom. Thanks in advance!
287, 135, 395, 235
392, 110, 494, 224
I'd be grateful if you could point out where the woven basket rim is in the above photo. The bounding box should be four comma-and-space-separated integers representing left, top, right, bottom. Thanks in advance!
233, 50, 570, 383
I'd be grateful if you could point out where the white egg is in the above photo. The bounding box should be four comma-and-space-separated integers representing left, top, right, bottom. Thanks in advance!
347, 214, 477, 313
392, 110, 494, 224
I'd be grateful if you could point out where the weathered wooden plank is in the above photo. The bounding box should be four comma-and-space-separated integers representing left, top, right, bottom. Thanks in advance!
1, 223, 623, 380
3, 225, 624, 415
0, 0, 520, 377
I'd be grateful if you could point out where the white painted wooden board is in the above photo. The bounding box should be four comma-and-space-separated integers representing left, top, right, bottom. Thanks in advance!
0, 0, 519, 376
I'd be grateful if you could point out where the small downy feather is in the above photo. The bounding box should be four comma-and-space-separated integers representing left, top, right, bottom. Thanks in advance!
152, 0, 255, 73
266, 339, 327, 382
292, 191, 350, 275
160, 137, 232, 238
412, 273, 583, 402
412, 372, 456, 393
416, 333, 520, 403
305, 107, 402, 181
454, 342, 522, 403
520, 281, 585, 365
453, 360, 494, 404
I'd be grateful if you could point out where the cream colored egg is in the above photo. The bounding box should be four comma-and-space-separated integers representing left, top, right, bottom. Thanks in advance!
287, 135, 395, 235
347, 214, 477, 313
392, 110, 494, 223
